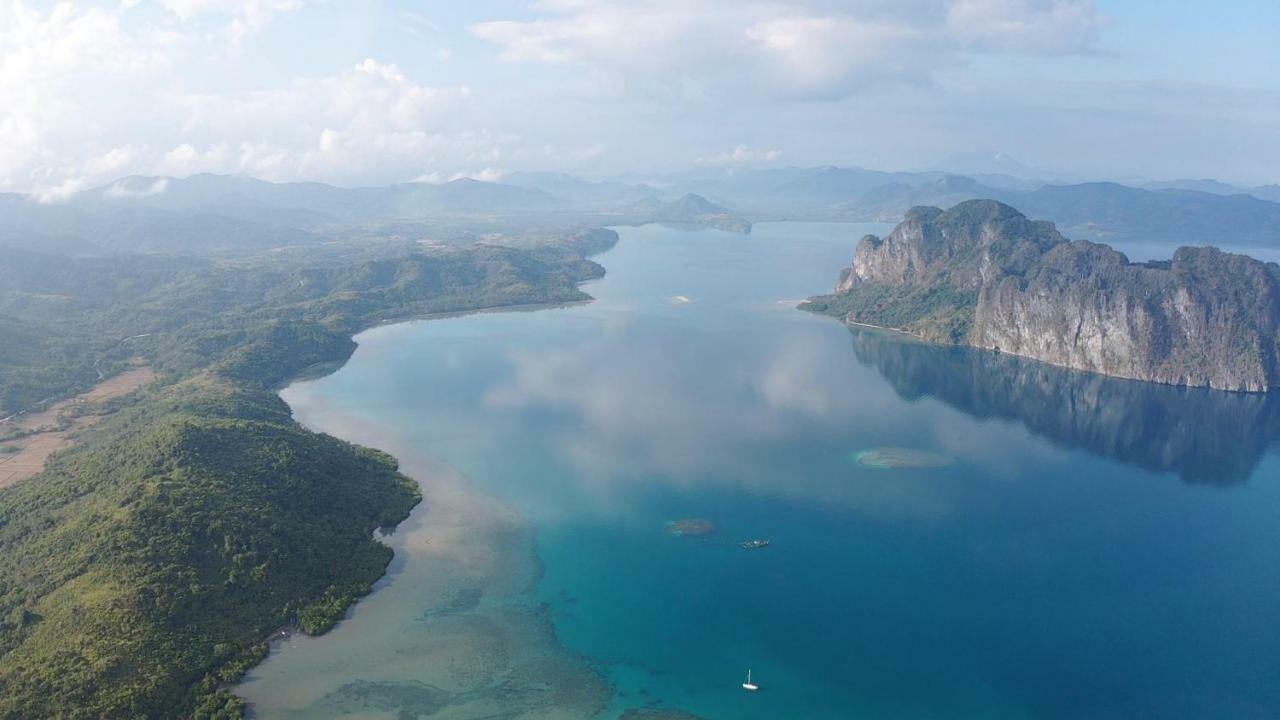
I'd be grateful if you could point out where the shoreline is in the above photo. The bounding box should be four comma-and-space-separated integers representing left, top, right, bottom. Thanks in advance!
236, 380, 611, 718
236, 272, 619, 718
371, 298, 594, 326
278, 299, 595, 391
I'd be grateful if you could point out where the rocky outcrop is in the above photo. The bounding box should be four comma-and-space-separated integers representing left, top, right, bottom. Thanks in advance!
809, 200, 1280, 392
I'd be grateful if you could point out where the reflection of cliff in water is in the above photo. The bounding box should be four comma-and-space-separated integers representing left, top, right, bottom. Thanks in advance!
849, 328, 1280, 485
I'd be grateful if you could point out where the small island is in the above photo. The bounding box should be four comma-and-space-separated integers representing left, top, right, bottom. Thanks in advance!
804, 200, 1280, 392
635, 193, 752, 233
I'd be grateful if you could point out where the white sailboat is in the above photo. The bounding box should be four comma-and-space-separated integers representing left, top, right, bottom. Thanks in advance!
742, 668, 759, 692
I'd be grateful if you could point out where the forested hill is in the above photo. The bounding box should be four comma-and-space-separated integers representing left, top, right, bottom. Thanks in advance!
0, 228, 616, 718
0, 379, 419, 718
0, 230, 613, 414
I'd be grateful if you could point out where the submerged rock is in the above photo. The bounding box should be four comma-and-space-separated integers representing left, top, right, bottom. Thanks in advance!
853, 447, 952, 469
665, 518, 717, 536
620, 709, 708, 720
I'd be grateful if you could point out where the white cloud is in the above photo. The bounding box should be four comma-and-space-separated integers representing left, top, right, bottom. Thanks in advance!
32, 176, 90, 204
744, 15, 936, 96
0, 1, 499, 197
472, 1, 697, 65
946, 0, 1104, 53
697, 144, 783, 168
103, 176, 170, 199
6, 0, 1269, 192
572, 143, 607, 161
472, 0, 1104, 99
412, 167, 508, 184
0, 1, 170, 197
158, 60, 484, 183
156, 0, 308, 42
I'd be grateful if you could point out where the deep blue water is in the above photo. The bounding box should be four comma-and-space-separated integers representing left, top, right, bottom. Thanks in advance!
266, 222, 1280, 718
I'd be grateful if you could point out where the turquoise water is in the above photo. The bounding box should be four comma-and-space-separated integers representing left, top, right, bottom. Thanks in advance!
252, 222, 1280, 719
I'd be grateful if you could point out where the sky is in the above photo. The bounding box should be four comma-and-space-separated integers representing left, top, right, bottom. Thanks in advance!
2, 0, 1278, 199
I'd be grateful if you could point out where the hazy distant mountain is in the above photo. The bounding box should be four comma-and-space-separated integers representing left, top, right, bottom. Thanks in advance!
962, 173, 1044, 192
642, 166, 956, 213
98, 212, 319, 254
817, 177, 1280, 246
0, 190, 319, 256
1143, 178, 1246, 195
831, 175, 989, 222
647, 167, 819, 201
1252, 185, 1280, 203
381, 178, 565, 216
767, 167, 915, 207
934, 151, 1045, 179
79, 174, 312, 210
641, 165, 1037, 212
0, 175, 579, 257
504, 171, 661, 207
80, 174, 565, 221
646, 165, 1280, 244
645, 193, 751, 232
1144, 178, 1280, 205
4, 168, 1277, 257
1014, 183, 1280, 245
0, 225, 106, 256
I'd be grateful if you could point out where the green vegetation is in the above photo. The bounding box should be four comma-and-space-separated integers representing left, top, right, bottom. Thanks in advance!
802, 201, 1060, 344
0, 237, 607, 414
808, 200, 1280, 392
0, 229, 615, 718
803, 284, 978, 342
0, 378, 418, 719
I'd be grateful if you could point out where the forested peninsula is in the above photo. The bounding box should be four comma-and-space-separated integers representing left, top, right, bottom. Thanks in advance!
0, 229, 616, 719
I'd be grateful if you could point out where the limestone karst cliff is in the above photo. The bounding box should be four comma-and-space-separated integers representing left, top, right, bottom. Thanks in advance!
805, 200, 1280, 392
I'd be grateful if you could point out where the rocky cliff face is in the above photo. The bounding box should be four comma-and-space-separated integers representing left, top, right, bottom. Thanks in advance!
813, 200, 1280, 392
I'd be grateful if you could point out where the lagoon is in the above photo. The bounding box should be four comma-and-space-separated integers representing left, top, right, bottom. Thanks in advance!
239, 222, 1280, 719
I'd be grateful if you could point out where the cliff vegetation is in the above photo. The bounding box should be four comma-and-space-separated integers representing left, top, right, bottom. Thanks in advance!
805, 200, 1280, 391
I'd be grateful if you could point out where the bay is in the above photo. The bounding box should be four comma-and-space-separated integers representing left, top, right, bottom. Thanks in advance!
239, 222, 1280, 719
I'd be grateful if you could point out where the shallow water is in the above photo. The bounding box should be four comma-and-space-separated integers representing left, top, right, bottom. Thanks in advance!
241, 222, 1280, 719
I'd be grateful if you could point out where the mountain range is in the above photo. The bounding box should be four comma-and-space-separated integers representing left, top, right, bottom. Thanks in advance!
1, 165, 1277, 257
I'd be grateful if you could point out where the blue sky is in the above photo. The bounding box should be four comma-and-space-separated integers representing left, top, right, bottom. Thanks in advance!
2, 0, 1277, 199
